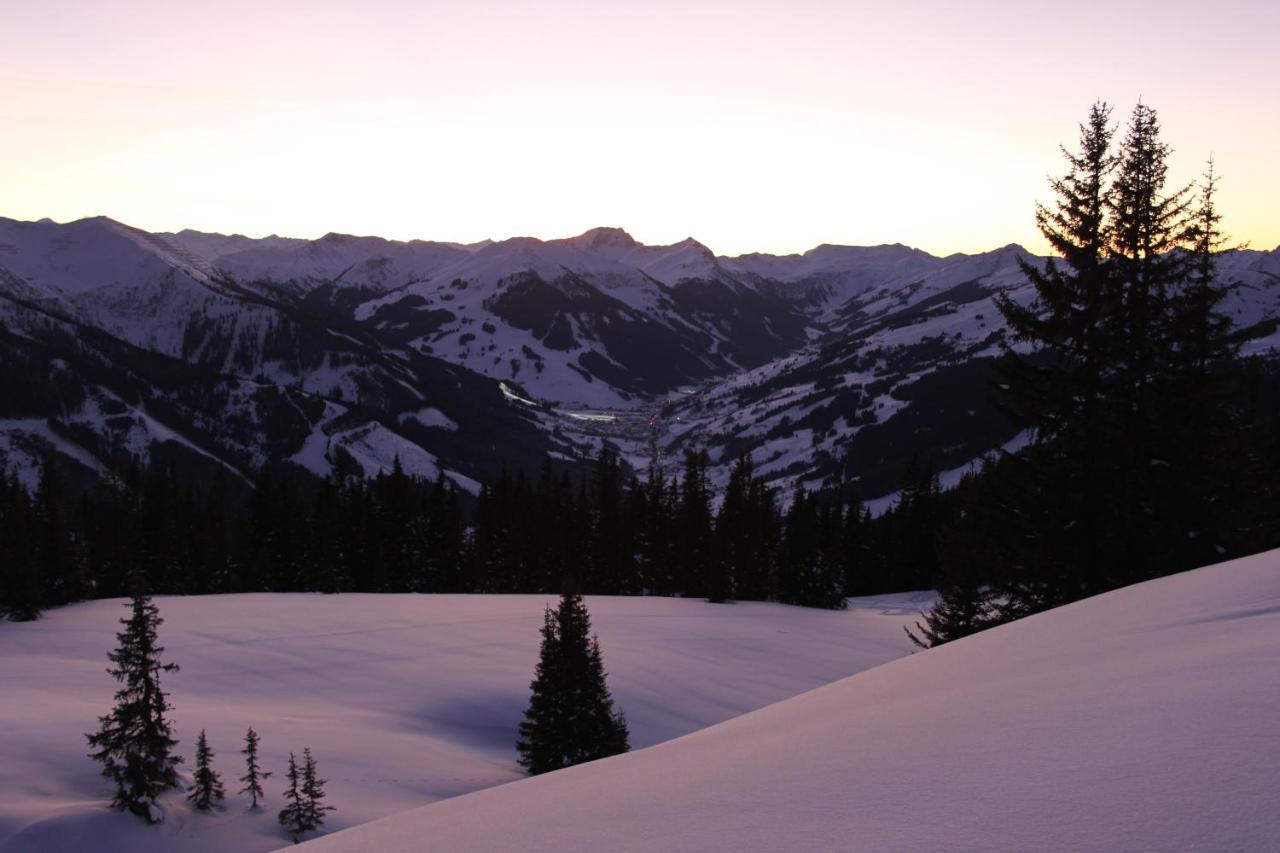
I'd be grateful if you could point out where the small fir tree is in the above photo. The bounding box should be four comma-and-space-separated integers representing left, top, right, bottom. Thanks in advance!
300, 748, 334, 832
279, 748, 332, 840
187, 729, 225, 811
239, 726, 271, 808
516, 591, 629, 774
278, 752, 305, 838
85, 595, 182, 823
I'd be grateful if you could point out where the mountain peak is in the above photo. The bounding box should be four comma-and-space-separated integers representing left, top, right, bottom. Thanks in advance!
671, 236, 713, 255
567, 227, 640, 252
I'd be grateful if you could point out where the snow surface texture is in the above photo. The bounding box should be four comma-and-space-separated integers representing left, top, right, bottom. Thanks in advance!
294, 551, 1280, 853
0, 592, 924, 852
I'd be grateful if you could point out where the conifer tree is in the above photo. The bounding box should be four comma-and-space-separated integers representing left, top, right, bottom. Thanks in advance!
516, 591, 629, 774
1161, 159, 1254, 565
278, 752, 305, 839
239, 726, 271, 808
674, 450, 713, 596
994, 101, 1122, 605
1105, 102, 1196, 577
187, 729, 225, 811
35, 458, 80, 606
0, 474, 42, 621
300, 747, 334, 832
588, 445, 626, 594
86, 595, 182, 823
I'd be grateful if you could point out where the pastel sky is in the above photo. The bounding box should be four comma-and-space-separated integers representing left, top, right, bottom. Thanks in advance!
2, 0, 1277, 256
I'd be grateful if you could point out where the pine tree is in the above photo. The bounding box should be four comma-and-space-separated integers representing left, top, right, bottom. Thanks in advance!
1161, 159, 1254, 566
516, 592, 629, 774
0, 474, 42, 621
35, 458, 79, 606
239, 726, 271, 808
187, 729, 225, 811
278, 752, 305, 838
85, 595, 182, 823
1105, 102, 1196, 578
588, 445, 627, 594
993, 101, 1123, 606
300, 747, 334, 832
673, 450, 713, 596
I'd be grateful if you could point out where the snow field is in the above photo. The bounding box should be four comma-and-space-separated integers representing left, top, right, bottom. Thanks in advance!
296, 550, 1280, 853
0, 591, 925, 853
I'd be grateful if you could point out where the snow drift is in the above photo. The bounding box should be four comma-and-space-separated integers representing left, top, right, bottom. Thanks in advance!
294, 550, 1280, 852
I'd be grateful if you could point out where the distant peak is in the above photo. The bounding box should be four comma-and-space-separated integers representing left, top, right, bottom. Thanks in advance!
569, 227, 639, 251
671, 236, 713, 254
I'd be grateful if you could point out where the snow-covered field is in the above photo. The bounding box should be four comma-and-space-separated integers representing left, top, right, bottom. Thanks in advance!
298, 551, 1280, 853
0, 592, 925, 852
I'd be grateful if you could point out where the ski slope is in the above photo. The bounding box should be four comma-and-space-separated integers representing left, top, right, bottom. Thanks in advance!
296, 550, 1280, 853
0, 592, 923, 853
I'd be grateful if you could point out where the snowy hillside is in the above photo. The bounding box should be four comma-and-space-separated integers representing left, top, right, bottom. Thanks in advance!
294, 550, 1280, 853
0, 592, 924, 853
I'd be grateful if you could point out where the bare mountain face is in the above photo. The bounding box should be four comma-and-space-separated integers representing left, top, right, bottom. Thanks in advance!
2, 216, 1278, 501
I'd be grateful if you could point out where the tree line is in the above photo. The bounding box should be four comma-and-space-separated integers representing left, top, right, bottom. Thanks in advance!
0, 445, 952, 620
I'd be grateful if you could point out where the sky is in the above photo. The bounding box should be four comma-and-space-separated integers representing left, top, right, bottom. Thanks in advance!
2, 0, 1277, 257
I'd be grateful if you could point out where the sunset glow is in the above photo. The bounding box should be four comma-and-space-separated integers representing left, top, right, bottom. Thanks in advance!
3, 0, 1277, 255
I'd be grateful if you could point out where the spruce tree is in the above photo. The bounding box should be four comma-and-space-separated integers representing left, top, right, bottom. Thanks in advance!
239, 726, 271, 808
1105, 101, 1196, 578
300, 747, 334, 832
516, 592, 629, 774
187, 730, 225, 811
993, 101, 1122, 606
278, 752, 305, 839
1161, 159, 1253, 566
674, 450, 713, 596
588, 446, 626, 594
0, 474, 42, 621
86, 595, 182, 823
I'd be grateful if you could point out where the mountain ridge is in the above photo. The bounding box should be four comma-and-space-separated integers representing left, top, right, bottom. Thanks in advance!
1, 214, 1277, 505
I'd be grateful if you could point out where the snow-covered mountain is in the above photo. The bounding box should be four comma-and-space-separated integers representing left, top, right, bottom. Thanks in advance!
2, 215, 1278, 499
291, 548, 1280, 853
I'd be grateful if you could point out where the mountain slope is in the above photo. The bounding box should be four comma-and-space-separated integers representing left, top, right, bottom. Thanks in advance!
293, 549, 1280, 853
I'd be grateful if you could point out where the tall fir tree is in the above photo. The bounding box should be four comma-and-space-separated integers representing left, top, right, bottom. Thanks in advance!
993, 101, 1122, 605
239, 726, 271, 808
1105, 101, 1196, 578
85, 595, 182, 823
187, 729, 225, 811
516, 591, 629, 774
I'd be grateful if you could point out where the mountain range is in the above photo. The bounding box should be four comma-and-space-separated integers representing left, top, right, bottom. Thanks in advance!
2, 216, 1278, 502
